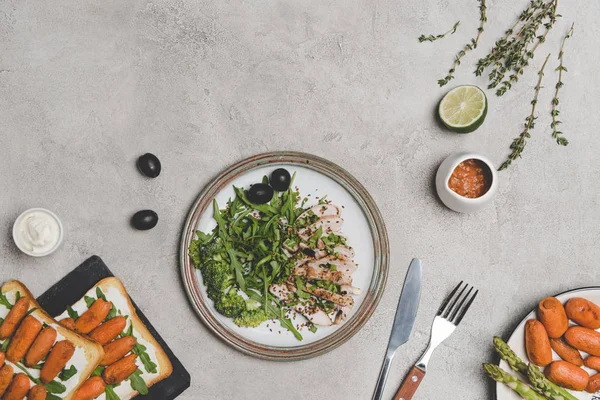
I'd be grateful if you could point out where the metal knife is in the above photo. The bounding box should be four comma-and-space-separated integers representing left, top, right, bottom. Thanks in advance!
371, 258, 422, 400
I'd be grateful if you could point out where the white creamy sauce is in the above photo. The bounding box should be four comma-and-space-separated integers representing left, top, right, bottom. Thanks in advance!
57, 285, 162, 400
15, 210, 61, 254
0, 289, 89, 398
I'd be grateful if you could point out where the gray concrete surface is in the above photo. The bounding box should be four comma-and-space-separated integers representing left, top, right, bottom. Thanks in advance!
1, 0, 599, 398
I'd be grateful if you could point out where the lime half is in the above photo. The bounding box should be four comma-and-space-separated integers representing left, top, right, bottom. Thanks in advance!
438, 85, 487, 133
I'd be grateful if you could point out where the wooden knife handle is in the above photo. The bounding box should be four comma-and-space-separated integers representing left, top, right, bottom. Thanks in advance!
393, 366, 426, 400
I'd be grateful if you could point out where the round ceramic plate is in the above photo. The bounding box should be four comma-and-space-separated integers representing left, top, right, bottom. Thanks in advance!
180, 152, 389, 361
497, 287, 600, 399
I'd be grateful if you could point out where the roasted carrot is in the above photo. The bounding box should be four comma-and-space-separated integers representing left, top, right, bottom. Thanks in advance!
565, 326, 600, 357
102, 353, 138, 385
25, 326, 57, 367
28, 384, 47, 400
40, 340, 75, 383
538, 297, 569, 338
89, 316, 126, 345
59, 318, 76, 330
549, 338, 583, 366
3, 373, 31, 400
585, 356, 600, 371
587, 373, 600, 393
75, 299, 111, 334
545, 360, 589, 391
0, 364, 15, 397
73, 376, 106, 400
525, 319, 552, 367
0, 298, 30, 339
566, 298, 600, 330
101, 336, 136, 366
6, 315, 42, 363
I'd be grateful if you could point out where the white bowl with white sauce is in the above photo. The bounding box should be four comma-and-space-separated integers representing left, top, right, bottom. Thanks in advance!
12, 208, 63, 257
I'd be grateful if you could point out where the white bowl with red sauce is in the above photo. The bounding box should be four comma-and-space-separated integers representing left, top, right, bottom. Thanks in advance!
435, 152, 498, 213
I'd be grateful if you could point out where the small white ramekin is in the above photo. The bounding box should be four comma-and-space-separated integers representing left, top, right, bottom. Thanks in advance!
12, 208, 64, 257
435, 152, 498, 213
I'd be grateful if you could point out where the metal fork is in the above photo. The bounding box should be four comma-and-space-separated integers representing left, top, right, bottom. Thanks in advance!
392, 281, 479, 400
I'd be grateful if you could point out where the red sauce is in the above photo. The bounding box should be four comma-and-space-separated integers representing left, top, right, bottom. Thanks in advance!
448, 159, 492, 199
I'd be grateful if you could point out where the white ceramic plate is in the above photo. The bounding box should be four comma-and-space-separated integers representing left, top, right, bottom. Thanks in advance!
180, 152, 389, 360
497, 287, 600, 400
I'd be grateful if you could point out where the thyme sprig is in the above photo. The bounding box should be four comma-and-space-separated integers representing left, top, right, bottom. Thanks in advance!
499, 53, 551, 170
419, 21, 460, 43
476, 0, 559, 96
551, 23, 574, 146
438, 0, 486, 86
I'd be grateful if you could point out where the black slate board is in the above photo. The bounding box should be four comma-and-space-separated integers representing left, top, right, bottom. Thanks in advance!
37, 255, 190, 400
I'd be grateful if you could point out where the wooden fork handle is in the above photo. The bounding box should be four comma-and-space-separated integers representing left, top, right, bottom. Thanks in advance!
393, 366, 426, 400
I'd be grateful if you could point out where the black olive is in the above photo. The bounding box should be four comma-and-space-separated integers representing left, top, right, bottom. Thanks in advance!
247, 183, 274, 205
131, 210, 159, 230
270, 168, 291, 191
137, 153, 161, 178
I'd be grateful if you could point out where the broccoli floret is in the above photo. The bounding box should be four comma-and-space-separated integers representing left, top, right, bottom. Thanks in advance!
202, 261, 235, 301
214, 290, 246, 318
245, 299, 261, 311
234, 309, 268, 328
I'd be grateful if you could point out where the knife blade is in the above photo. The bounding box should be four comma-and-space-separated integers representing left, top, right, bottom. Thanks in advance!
387, 258, 422, 350
372, 258, 422, 400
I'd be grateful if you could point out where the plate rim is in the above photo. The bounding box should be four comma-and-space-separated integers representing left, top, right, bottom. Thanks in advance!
179, 151, 390, 361
495, 286, 600, 399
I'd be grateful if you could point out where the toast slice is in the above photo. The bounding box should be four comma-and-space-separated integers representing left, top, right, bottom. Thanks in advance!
57, 277, 173, 399
0, 280, 104, 400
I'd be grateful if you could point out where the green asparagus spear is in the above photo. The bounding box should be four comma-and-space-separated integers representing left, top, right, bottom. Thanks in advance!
483, 364, 547, 400
527, 363, 578, 400
494, 336, 528, 373
493, 336, 577, 400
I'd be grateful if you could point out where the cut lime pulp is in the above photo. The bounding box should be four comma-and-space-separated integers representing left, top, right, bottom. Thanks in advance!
438, 85, 487, 133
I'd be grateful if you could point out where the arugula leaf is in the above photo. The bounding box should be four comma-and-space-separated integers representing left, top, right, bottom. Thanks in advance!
96, 287, 107, 302
91, 366, 105, 377
31, 363, 44, 370
45, 380, 67, 394
104, 303, 117, 322
105, 385, 120, 400
66, 306, 79, 321
121, 324, 158, 374
308, 226, 323, 248
0, 292, 13, 309
0, 317, 4, 325
128, 369, 149, 395
213, 199, 229, 237
227, 249, 246, 292
46, 394, 62, 400
132, 343, 158, 374
84, 296, 96, 308
58, 365, 77, 381
1, 338, 10, 352
25, 307, 38, 316
15, 291, 21, 302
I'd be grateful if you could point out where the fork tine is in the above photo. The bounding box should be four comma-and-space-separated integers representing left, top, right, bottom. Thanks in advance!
454, 289, 479, 326
442, 282, 467, 319
437, 281, 463, 316
449, 286, 473, 322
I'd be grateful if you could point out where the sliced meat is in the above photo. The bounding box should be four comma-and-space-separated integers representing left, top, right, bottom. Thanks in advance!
269, 284, 333, 326
340, 285, 362, 295
332, 245, 355, 259
297, 204, 340, 221
307, 256, 358, 274
299, 216, 344, 239
293, 265, 353, 286
305, 287, 354, 307
333, 305, 352, 325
